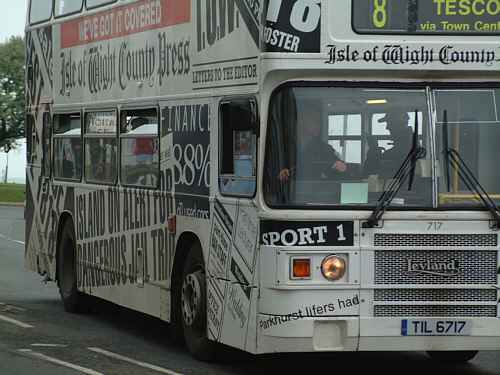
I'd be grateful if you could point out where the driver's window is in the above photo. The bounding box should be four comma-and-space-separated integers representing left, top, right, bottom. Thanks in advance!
219, 100, 258, 197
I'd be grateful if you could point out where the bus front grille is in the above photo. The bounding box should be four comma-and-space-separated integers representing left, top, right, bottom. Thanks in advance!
374, 288, 497, 302
374, 233, 497, 247
374, 250, 497, 285
374, 305, 497, 318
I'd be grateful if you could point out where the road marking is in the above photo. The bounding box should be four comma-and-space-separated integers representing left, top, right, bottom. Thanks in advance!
0, 313, 33, 328
18, 349, 104, 375
31, 343, 68, 348
0, 233, 24, 245
0, 302, 27, 312
88, 347, 183, 375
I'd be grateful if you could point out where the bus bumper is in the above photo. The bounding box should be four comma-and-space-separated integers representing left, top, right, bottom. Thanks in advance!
256, 316, 500, 354
257, 315, 359, 353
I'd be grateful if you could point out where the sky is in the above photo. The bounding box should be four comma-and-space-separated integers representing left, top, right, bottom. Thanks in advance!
1, 0, 27, 42
0, 139, 26, 184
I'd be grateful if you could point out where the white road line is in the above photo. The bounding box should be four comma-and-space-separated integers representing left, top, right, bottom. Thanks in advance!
88, 347, 183, 375
31, 343, 68, 348
18, 349, 104, 375
0, 233, 24, 245
0, 303, 27, 312
0, 313, 33, 328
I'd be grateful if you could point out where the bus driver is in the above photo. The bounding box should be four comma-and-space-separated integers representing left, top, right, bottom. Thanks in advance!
278, 103, 347, 183
364, 110, 413, 177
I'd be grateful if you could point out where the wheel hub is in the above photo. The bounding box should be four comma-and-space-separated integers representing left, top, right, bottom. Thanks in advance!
181, 271, 203, 327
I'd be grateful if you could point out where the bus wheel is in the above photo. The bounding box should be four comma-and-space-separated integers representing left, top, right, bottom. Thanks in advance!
181, 244, 215, 361
427, 350, 478, 363
58, 220, 87, 313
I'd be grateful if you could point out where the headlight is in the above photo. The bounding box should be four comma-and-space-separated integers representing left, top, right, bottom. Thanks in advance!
321, 255, 346, 281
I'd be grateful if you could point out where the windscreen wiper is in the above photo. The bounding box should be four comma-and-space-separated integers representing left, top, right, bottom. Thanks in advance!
442, 110, 451, 192
441, 109, 500, 228
443, 148, 500, 228
363, 110, 426, 229
408, 110, 420, 191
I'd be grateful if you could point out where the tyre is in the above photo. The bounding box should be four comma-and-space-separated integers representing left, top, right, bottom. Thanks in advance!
57, 220, 88, 313
427, 350, 478, 363
181, 243, 216, 361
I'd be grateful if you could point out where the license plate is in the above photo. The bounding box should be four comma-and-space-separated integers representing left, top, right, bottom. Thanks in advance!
401, 319, 472, 336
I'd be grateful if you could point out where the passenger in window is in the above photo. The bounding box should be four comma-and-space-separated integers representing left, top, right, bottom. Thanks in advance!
128, 116, 155, 163
73, 140, 82, 178
278, 103, 347, 182
134, 138, 155, 163
61, 139, 81, 179
62, 142, 74, 178
91, 142, 106, 181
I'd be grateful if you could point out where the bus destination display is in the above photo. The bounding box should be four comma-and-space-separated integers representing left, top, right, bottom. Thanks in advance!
353, 0, 500, 35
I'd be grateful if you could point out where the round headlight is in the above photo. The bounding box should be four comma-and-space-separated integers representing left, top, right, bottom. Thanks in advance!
321, 255, 346, 281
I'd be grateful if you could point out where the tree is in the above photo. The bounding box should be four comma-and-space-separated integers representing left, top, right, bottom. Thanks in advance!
0, 36, 25, 152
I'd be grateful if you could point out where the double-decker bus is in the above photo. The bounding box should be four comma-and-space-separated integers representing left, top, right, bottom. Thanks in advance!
25, 0, 500, 362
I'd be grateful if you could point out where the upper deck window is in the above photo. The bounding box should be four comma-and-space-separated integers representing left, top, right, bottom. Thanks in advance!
55, 0, 83, 17
30, 0, 53, 24
86, 0, 116, 9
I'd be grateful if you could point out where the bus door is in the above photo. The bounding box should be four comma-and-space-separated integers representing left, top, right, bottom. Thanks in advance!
206, 98, 260, 351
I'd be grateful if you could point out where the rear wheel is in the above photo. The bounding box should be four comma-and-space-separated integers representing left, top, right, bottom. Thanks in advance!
427, 350, 478, 363
181, 243, 216, 361
57, 220, 88, 313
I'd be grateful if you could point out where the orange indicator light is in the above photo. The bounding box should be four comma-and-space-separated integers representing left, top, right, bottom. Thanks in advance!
292, 258, 311, 279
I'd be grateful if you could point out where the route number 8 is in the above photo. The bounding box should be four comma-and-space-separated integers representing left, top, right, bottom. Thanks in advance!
372, 0, 387, 28
267, 0, 321, 33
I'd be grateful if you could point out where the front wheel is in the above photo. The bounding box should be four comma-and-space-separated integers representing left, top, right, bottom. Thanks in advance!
181, 243, 216, 361
427, 350, 478, 363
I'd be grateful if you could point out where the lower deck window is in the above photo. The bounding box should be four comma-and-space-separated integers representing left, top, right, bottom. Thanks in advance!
120, 109, 159, 188
53, 113, 82, 181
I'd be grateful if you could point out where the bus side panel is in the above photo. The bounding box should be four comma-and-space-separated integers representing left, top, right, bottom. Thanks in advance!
52, 0, 260, 106
159, 98, 213, 318
25, 26, 58, 279
74, 184, 176, 319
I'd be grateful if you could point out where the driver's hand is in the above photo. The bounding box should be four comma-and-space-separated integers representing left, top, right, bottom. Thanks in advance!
278, 168, 290, 182
333, 160, 347, 173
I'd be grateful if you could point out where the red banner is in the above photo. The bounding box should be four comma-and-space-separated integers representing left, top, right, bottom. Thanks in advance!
61, 0, 190, 49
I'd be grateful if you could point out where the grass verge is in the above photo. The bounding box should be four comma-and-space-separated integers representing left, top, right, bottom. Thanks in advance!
0, 183, 25, 203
